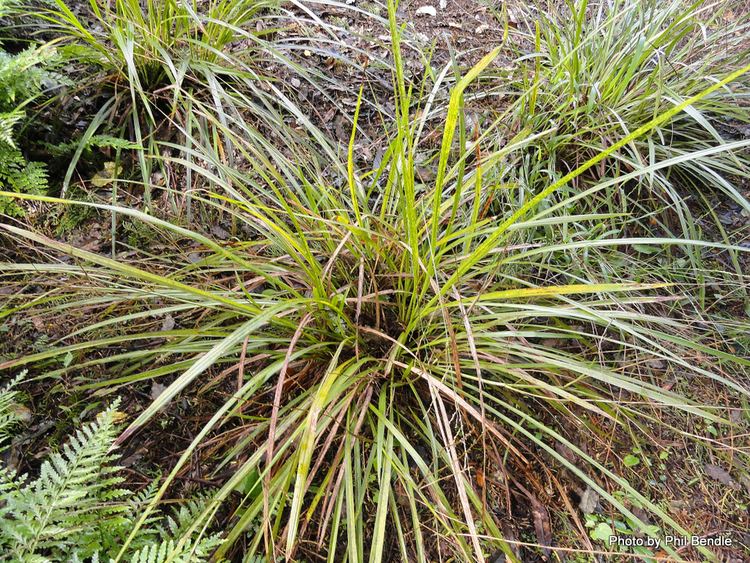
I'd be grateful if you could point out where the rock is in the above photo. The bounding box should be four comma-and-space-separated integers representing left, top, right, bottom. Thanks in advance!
121, 449, 145, 467
210, 224, 230, 240
579, 486, 599, 514
161, 315, 175, 331
416, 6, 437, 17
646, 358, 666, 370
150, 381, 167, 401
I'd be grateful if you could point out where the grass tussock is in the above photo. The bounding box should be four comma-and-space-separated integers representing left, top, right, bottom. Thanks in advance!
510, 0, 750, 241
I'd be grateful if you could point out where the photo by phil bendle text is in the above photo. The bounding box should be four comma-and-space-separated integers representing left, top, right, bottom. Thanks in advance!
609, 535, 733, 549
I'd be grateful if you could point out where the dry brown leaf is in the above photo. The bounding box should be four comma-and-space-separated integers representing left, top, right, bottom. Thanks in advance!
704, 463, 739, 489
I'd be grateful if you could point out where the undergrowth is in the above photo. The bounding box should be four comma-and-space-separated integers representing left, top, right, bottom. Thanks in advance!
0, 0, 54, 216
0, 380, 223, 562
0, 0, 749, 561
510, 0, 750, 268
35, 0, 333, 212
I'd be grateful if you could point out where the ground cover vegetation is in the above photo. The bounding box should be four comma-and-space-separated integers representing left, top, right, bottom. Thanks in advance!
0, 0, 55, 216
0, 0, 749, 561
0, 381, 223, 561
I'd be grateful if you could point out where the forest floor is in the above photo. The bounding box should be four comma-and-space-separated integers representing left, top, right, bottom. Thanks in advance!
1, 0, 750, 561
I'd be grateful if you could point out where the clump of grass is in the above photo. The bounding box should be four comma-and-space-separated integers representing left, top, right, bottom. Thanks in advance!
2, 1, 750, 561
33, 0, 334, 211
510, 0, 750, 241
44, 0, 277, 89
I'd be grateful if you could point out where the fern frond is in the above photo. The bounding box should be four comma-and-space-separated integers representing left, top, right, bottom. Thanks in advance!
0, 41, 55, 215
0, 372, 27, 448
0, 391, 22, 446
0, 110, 23, 147
0, 46, 56, 107
0, 143, 48, 216
6, 402, 127, 557
0, 397, 224, 560
117, 477, 163, 551
127, 533, 224, 563
160, 493, 214, 539
12, 161, 48, 196
45, 134, 142, 158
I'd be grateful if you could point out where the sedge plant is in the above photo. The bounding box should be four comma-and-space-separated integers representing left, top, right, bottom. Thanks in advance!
509, 0, 750, 251
32, 0, 359, 213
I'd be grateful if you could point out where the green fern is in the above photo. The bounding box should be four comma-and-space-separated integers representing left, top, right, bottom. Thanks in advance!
0, 47, 55, 106
125, 535, 225, 563
0, 42, 128, 215
2, 402, 129, 559
0, 12, 58, 216
0, 374, 25, 448
0, 390, 224, 562
44, 134, 142, 158
0, 142, 47, 216
0, 110, 22, 146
